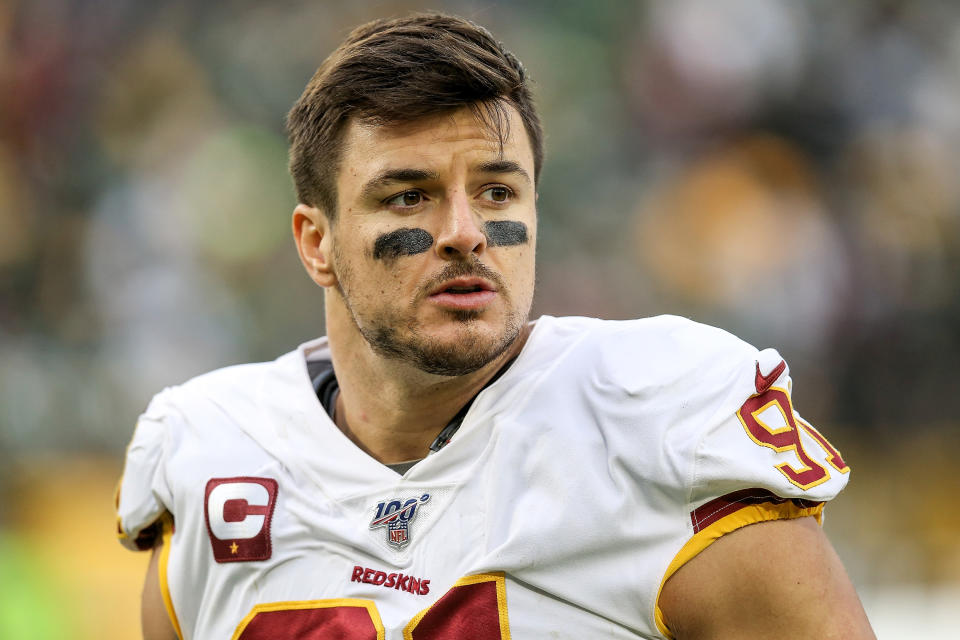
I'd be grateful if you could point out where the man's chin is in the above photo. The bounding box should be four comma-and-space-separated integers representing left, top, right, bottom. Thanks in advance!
443, 307, 485, 322
366, 318, 521, 377
407, 329, 515, 377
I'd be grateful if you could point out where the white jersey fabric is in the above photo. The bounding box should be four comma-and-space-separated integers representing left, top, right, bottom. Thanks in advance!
117, 315, 850, 640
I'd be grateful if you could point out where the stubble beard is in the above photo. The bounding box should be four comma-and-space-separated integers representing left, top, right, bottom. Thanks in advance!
336, 255, 528, 377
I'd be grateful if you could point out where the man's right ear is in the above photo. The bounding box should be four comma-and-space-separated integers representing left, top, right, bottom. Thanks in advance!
292, 204, 337, 288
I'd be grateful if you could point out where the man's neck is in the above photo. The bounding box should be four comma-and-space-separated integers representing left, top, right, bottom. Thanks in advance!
324, 306, 531, 465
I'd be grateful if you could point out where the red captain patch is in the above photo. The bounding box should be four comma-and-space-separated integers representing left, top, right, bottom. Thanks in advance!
204, 477, 278, 563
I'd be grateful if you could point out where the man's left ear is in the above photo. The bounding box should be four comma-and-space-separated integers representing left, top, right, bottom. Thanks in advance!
292, 203, 337, 288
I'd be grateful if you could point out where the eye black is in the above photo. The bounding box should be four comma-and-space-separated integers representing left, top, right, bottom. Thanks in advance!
490, 187, 509, 202
402, 191, 421, 206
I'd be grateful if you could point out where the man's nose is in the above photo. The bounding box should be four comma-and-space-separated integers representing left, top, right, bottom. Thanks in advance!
434, 191, 487, 259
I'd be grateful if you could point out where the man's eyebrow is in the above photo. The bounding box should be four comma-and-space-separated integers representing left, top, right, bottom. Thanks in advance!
475, 160, 531, 185
360, 168, 440, 199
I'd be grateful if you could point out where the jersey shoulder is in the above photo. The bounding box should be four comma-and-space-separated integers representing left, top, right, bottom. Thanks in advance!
534, 314, 758, 398
116, 339, 326, 550
525, 314, 848, 503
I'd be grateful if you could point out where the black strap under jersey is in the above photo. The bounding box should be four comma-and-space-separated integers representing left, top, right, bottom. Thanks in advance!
309, 360, 339, 421
307, 357, 516, 454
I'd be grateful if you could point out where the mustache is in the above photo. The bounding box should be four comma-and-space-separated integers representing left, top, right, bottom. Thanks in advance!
419, 259, 506, 296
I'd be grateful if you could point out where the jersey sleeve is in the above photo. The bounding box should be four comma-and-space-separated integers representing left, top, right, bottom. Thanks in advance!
116, 391, 177, 551
688, 346, 849, 529
653, 345, 851, 637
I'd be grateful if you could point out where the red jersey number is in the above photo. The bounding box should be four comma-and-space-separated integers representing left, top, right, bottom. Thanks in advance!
738, 388, 849, 490
232, 574, 510, 640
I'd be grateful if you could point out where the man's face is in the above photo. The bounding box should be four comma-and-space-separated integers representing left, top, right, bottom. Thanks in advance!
327, 104, 537, 376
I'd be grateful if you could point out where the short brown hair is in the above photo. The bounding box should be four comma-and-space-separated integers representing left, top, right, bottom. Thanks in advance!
286, 13, 544, 220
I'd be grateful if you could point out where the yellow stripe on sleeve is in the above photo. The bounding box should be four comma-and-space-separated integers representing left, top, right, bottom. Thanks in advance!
653, 499, 824, 638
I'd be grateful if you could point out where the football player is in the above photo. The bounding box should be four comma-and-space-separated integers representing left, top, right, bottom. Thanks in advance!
117, 13, 875, 640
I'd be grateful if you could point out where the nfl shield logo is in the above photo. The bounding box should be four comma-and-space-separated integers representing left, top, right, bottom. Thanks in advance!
370, 493, 430, 549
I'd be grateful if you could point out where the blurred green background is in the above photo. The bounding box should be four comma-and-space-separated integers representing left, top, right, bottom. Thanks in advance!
2, 0, 958, 637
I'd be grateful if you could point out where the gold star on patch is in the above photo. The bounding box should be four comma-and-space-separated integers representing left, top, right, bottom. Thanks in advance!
230, 542, 239, 554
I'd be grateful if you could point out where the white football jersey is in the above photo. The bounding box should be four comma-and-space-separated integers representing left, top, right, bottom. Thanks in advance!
117, 315, 850, 640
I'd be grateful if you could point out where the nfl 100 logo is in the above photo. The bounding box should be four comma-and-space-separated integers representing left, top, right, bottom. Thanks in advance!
369, 493, 431, 549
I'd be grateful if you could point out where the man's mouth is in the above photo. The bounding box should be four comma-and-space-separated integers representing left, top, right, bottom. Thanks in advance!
430, 277, 495, 294
442, 284, 485, 293
428, 278, 497, 309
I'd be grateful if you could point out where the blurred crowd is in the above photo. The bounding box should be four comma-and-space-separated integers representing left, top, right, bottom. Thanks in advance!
1, 1, 959, 632
3, 0, 959, 449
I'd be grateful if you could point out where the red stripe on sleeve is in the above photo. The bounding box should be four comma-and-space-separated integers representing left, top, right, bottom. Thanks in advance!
690, 488, 822, 533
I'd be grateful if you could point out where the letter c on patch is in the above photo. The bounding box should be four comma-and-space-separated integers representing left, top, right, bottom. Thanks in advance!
204, 477, 278, 563
209, 482, 270, 539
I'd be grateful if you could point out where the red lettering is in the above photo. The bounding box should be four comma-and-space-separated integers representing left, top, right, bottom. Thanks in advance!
346, 566, 432, 596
